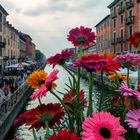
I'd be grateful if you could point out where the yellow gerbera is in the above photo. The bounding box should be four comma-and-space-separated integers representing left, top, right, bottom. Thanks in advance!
27, 70, 48, 89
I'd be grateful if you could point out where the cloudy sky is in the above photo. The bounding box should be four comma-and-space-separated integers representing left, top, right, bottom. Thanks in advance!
1, 0, 112, 57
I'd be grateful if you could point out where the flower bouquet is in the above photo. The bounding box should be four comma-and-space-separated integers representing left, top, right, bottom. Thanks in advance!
14, 27, 140, 140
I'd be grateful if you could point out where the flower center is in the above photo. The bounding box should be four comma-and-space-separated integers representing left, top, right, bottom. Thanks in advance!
77, 37, 86, 44
40, 114, 52, 123
100, 128, 111, 139
38, 80, 45, 86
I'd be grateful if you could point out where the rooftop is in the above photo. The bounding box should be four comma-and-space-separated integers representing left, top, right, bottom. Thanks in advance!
0, 4, 8, 15
95, 15, 110, 27
107, 0, 119, 9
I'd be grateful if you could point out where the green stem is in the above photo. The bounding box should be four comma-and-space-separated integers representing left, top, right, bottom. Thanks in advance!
127, 68, 130, 87
138, 68, 140, 84
44, 122, 50, 140
32, 128, 38, 140
50, 90, 74, 132
115, 72, 120, 87
38, 97, 42, 105
76, 67, 81, 136
98, 72, 104, 111
87, 72, 93, 117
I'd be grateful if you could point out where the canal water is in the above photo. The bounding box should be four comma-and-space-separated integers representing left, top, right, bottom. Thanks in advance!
8, 65, 100, 139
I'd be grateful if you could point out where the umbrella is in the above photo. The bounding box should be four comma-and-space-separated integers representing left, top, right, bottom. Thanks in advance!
5, 62, 30, 68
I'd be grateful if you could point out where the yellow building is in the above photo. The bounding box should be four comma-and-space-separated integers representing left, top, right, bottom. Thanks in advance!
5, 22, 19, 59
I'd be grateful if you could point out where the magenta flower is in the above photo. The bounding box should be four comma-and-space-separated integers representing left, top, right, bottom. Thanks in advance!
31, 70, 59, 100
82, 112, 126, 140
116, 53, 140, 69
67, 26, 96, 47
116, 82, 140, 101
48, 49, 74, 68
125, 109, 140, 133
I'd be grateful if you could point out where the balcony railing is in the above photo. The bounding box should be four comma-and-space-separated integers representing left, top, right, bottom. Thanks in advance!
111, 40, 117, 45
125, 16, 135, 25
0, 42, 6, 48
117, 37, 125, 43
126, 1, 134, 9
111, 13, 117, 19
118, 7, 125, 15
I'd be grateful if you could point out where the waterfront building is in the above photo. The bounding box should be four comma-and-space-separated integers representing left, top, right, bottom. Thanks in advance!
83, 44, 97, 54
95, 15, 111, 53
31, 42, 36, 60
95, 0, 140, 54
0, 4, 8, 74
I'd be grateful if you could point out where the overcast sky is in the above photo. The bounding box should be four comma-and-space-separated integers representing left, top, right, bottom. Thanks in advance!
1, 0, 112, 57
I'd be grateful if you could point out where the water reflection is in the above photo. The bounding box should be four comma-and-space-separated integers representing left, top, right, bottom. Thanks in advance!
15, 65, 99, 139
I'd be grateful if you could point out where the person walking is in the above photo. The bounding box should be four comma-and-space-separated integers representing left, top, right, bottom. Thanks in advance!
3, 84, 9, 97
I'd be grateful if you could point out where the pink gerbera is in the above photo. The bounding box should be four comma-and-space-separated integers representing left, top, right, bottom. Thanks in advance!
116, 82, 140, 101
67, 26, 96, 47
82, 112, 126, 140
31, 70, 59, 100
48, 49, 74, 68
115, 53, 140, 69
125, 109, 140, 133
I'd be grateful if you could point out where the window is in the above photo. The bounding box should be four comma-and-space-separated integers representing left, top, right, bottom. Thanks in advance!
120, 1, 123, 10
121, 14, 124, 24
129, 25, 133, 52
120, 29, 124, 53
129, 10, 132, 17
114, 7, 116, 16
0, 35, 2, 42
114, 18, 116, 28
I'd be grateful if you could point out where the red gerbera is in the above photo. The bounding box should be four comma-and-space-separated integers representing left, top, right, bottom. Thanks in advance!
67, 26, 96, 47
63, 90, 87, 107
48, 130, 80, 140
48, 49, 74, 68
14, 103, 64, 131
73, 54, 120, 72
128, 32, 140, 48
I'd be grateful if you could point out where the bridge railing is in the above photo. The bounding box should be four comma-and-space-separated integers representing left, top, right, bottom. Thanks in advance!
0, 81, 28, 115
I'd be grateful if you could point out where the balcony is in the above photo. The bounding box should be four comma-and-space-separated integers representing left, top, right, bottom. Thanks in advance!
118, 7, 125, 15
111, 13, 117, 19
126, 1, 134, 9
0, 42, 6, 48
117, 37, 125, 43
111, 40, 117, 45
125, 16, 135, 25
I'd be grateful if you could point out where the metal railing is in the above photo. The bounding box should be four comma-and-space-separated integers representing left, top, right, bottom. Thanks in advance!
0, 81, 28, 115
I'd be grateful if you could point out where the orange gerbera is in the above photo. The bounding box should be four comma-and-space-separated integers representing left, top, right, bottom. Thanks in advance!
108, 72, 132, 81
101, 53, 116, 60
27, 70, 47, 89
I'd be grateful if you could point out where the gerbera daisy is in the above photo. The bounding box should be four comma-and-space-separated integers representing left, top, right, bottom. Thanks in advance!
116, 82, 140, 101
67, 26, 96, 47
48, 49, 74, 68
63, 90, 87, 107
27, 70, 47, 89
82, 112, 126, 140
48, 130, 80, 140
128, 32, 140, 48
31, 70, 58, 100
125, 109, 140, 133
14, 103, 64, 131
115, 53, 140, 69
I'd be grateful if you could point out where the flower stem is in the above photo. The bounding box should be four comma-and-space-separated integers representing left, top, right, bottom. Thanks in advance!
38, 97, 42, 105
50, 90, 74, 132
138, 67, 140, 84
44, 122, 49, 140
127, 68, 130, 87
32, 128, 38, 140
98, 72, 104, 111
87, 72, 93, 117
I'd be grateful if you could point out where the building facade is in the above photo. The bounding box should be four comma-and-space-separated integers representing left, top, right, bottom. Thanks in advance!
95, 0, 140, 54
31, 42, 36, 60
95, 15, 111, 53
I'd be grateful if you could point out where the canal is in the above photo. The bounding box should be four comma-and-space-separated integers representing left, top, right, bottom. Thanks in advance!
5, 65, 100, 139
